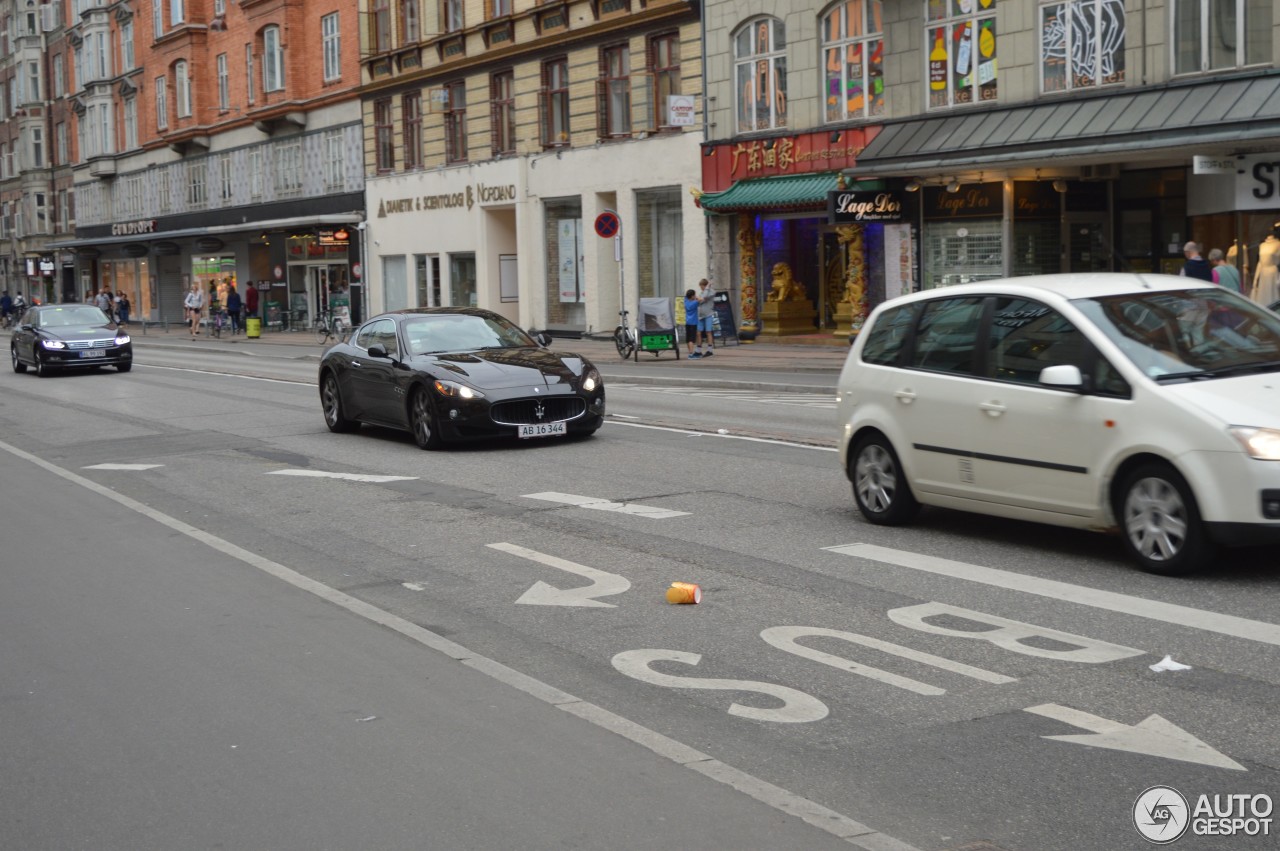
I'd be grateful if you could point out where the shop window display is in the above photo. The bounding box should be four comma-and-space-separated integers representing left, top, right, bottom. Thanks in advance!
1040, 0, 1125, 93
926, 0, 997, 109
735, 18, 787, 133
821, 0, 885, 122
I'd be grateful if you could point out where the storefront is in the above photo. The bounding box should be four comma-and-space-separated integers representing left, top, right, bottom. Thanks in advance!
698, 127, 879, 339
1190, 152, 1280, 305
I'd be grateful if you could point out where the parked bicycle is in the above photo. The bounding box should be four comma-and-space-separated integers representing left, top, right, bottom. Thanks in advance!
210, 307, 229, 339
614, 309, 636, 359
316, 309, 348, 345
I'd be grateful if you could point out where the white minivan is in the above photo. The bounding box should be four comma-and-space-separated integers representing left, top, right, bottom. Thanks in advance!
836, 274, 1280, 575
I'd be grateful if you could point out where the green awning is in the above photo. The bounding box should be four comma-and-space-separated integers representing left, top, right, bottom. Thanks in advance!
699, 173, 840, 213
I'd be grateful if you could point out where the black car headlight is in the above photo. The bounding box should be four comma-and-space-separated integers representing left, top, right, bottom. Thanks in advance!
41, 339, 67, 349
433, 379, 485, 400
582, 368, 601, 393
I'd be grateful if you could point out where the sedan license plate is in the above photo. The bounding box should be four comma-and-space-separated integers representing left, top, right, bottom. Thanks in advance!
518, 421, 567, 439
79, 350, 106, 358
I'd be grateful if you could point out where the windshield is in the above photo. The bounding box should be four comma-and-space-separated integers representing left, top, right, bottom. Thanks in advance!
403, 314, 535, 355
37, 307, 111, 328
1072, 289, 1280, 381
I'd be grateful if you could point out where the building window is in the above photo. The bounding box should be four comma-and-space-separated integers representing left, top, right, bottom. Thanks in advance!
491, 70, 515, 155
27, 60, 41, 103
599, 44, 631, 138
245, 44, 255, 104
217, 54, 229, 110
56, 121, 68, 163
274, 140, 302, 196
54, 54, 65, 97
443, 0, 463, 33
215, 0, 225, 14
734, 18, 787, 132
444, 80, 467, 163
175, 60, 191, 117
322, 13, 341, 80
822, 0, 885, 122
170, 0, 184, 27
249, 149, 263, 200
541, 57, 570, 147
31, 126, 44, 167
157, 169, 171, 212
153, 0, 162, 38
155, 75, 168, 129
123, 98, 137, 149
218, 154, 233, 202
324, 129, 346, 190
373, 0, 391, 53
374, 97, 394, 171
489, 0, 511, 19
926, 0, 998, 108
1041, 0, 1125, 92
263, 25, 284, 92
121, 21, 134, 72
399, 0, 416, 46
1173, 0, 1270, 75
187, 160, 206, 209
649, 33, 680, 128
402, 91, 422, 169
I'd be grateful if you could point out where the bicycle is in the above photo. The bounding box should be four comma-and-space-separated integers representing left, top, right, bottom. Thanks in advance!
210, 308, 228, 339
316, 309, 348, 345
613, 309, 636, 359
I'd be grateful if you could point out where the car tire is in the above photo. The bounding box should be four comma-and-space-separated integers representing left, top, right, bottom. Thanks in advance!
34, 352, 54, 377
11, 346, 26, 373
1117, 463, 1214, 576
116, 363, 132, 373
320, 371, 356, 433
850, 434, 919, 526
410, 387, 443, 450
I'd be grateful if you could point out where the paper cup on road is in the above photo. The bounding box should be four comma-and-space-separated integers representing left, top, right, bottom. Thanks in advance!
665, 582, 702, 604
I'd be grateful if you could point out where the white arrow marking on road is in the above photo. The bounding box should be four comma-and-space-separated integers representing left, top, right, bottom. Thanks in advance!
83, 463, 164, 470
1025, 704, 1246, 771
267, 469, 418, 483
487, 542, 631, 608
523, 491, 690, 519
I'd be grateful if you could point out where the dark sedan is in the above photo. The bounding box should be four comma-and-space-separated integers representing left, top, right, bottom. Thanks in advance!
10, 304, 133, 376
318, 307, 605, 449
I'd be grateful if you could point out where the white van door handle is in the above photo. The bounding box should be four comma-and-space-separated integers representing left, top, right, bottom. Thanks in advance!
979, 400, 1006, 417
894, 389, 917, 404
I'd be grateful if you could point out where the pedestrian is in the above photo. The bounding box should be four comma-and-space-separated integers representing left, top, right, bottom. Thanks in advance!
1181, 241, 1213, 282
694, 278, 717, 358
683, 288, 701, 359
184, 281, 205, 339
226, 284, 242, 334
1208, 248, 1241, 293
0, 291, 11, 328
95, 287, 112, 318
244, 281, 259, 322
117, 291, 131, 327
83, 289, 95, 304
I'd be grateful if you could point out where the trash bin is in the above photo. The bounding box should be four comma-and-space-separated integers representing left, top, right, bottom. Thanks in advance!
246, 317, 261, 339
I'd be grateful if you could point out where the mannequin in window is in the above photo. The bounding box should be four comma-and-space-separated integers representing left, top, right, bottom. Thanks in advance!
1254, 233, 1280, 305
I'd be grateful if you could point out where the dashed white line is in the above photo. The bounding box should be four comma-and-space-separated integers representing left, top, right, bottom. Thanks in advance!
83, 463, 164, 470
523, 491, 690, 519
268, 469, 418, 483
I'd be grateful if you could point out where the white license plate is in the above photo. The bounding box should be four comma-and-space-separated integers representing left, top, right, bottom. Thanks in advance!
79, 350, 106, 358
518, 421, 567, 439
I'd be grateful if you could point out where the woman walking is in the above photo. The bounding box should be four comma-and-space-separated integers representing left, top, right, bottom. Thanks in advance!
184, 282, 205, 339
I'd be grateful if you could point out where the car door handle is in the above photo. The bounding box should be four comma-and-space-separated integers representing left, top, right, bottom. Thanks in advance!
894, 389, 917, 404
979, 401, 1006, 417
349, 360, 361, 368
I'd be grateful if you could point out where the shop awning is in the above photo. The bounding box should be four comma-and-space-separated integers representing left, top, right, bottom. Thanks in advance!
699, 173, 840, 213
849, 75, 1280, 177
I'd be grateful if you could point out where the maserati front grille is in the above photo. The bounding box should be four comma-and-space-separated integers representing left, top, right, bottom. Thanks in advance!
490, 397, 586, 426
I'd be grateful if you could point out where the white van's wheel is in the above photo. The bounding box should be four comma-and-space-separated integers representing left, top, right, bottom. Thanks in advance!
1118, 463, 1214, 576
851, 434, 919, 525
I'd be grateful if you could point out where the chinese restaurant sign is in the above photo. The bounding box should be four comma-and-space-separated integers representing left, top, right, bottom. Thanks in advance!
701, 127, 878, 193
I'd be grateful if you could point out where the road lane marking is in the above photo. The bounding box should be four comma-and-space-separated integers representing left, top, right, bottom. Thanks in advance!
268, 469, 418, 484
1025, 704, 1245, 771
83, 463, 164, 470
827, 543, 1280, 648
606, 420, 837, 451
486, 542, 631, 607
0, 436, 917, 851
761, 626, 1016, 696
523, 491, 690, 519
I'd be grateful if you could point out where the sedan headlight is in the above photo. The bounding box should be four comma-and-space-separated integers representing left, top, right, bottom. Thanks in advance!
582, 368, 601, 393
115, 334, 131, 345
40, 339, 67, 349
433, 379, 484, 400
1228, 427, 1280, 460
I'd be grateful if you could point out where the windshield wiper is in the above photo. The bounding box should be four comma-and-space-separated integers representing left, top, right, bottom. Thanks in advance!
1155, 360, 1280, 382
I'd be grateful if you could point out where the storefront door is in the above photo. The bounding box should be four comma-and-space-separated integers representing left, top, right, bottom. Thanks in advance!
1065, 214, 1110, 273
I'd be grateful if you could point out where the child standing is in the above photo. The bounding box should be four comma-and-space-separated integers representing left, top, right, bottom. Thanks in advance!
683, 289, 700, 359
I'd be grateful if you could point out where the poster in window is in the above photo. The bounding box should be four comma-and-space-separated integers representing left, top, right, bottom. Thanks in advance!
557, 219, 582, 303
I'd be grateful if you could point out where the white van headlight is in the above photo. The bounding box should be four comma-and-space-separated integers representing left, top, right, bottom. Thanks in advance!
1228, 427, 1280, 460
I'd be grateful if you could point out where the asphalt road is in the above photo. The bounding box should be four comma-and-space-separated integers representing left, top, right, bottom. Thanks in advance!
1, 342, 1276, 851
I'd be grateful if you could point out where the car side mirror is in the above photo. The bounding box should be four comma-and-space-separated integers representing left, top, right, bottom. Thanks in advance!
1039, 364, 1084, 390
367, 343, 389, 359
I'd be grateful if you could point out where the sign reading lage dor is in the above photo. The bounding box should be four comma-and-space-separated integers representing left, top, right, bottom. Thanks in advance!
829, 191, 906, 224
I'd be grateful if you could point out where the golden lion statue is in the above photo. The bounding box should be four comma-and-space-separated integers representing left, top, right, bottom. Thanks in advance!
766, 262, 806, 302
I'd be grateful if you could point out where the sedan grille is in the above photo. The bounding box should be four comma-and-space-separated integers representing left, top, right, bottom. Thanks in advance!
65, 339, 116, 349
490, 397, 586, 426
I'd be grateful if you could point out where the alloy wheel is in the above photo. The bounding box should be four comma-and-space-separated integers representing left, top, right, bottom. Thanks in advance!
1123, 476, 1189, 563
